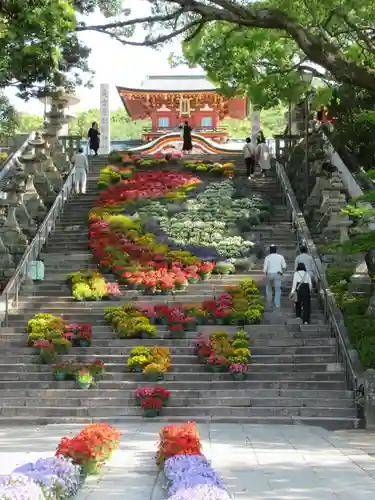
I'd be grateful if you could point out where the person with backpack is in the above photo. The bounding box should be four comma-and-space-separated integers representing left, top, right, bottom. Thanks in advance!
290, 262, 312, 324
243, 137, 256, 179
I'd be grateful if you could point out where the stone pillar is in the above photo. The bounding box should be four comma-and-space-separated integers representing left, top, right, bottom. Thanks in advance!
0, 203, 15, 285
0, 196, 28, 264
29, 133, 56, 206
19, 156, 47, 222
364, 369, 375, 429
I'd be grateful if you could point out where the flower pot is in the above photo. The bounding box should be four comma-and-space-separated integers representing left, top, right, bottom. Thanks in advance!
78, 382, 91, 389
143, 408, 161, 418
220, 270, 230, 276
209, 365, 226, 373
187, 277, 199, 284
144, 372, 163, 382
54, 372, 65, 381
79, 339, 90, 347
185, 321, 196, 331
169, 330, 185, 339
200, 273, 211, 281
231, 372, 247, 381
215, 319, 224, 325
133, 366, 143, 373
175, 284, 188, 292
84, 461, 103, 475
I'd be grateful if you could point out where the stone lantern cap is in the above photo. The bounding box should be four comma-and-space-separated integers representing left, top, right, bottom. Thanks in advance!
20, 153, 36, 162
40, 87, 80, 107
29, 132, 45, 147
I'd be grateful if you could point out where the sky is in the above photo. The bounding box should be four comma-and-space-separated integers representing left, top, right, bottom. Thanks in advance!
5, 1, 201, 116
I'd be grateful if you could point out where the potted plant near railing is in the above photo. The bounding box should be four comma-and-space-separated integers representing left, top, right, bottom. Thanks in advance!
76, 369, 94, 389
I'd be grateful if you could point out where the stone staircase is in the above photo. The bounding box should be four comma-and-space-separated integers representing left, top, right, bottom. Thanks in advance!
0, 155, 357, 428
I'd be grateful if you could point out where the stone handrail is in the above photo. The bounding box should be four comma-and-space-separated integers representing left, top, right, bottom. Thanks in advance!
0, 163, 77, 325
274, 158, 359, 395
0, 133, 32, 185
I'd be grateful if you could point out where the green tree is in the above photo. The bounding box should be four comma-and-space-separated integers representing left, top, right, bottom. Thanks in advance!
15, 113, 44, 134
76, 0, 375, 92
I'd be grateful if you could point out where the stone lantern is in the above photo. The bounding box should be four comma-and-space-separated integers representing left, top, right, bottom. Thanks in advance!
27, 132, 56, 206
18, 155, 47, 222
0, 192, 28, 264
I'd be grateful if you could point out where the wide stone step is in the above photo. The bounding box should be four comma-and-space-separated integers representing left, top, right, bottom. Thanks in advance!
0, 388, 352, 399
0, 379, 348, 391
0, 405, 356, 420
0, 344, 336, 356
0, 353, 338, 366
0, 396, 354, 409
0, 415, 356, 429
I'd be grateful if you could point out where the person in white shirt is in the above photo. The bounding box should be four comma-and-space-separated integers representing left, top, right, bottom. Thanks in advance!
243, 137, 255, 179
72, 148, 88, 194
263, 245, 287, 309
294, 245, 315, 282
256, 137, 271, 177
290, 262, 312, 324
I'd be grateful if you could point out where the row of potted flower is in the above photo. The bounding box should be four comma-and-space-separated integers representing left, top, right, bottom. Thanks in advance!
97, 164, 133, 190
134, 386, 171, 418
28, 314, 93, 348
104, 304, 157, 338
0, 423, 121, 497
195, 330, 251, 380
156, 422, 231, 499
127, 346, 171, 381
67, 271, 121, 301
53, 360, 105, 387
182, 159, 234, 177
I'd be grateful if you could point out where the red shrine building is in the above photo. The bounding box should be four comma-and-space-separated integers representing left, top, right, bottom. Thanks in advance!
117, 75, 247, 143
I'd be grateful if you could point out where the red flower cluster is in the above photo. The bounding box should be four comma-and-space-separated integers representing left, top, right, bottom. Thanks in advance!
65, 323, 93, 344
56, 424, 121, 471
156, 422, 201, 465
154, 305, 194, 326
97, 171, 200, 207
202, 293, 233, 320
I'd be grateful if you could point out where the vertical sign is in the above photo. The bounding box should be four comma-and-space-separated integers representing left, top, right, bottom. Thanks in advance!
99, 83, 110, 154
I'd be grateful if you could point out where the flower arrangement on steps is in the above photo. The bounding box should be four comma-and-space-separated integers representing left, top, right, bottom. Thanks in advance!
97, 164, 134, 190
134, 386, 171, 417
182, 159, 235, 177
52, 360, 105, 386
67, 271, 121, 301
56, 423, 121, 475
0, 423, 121, 497
127, 346, 171, 381
156, 422, 232, 499
27, 313, 93, 361
104, 304, 157, 338
137, 179, 270, 261
195, 329, 251, 380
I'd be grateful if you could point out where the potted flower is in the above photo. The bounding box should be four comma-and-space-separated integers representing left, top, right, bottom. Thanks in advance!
198, 262, 215, 280
206, 354, 228, 373
90, 360, 105, 380
152, 387, 171, 406
215, 262, 235, 275
52, 337, 72, 354
106, 282, 122, 300
76, 369, 94, 389
169, 323, 185, 338
134, 386, 155, 404
53, 362, 66, 381
143, 363, 164, 382
229, 362, 248, 380
174, 276, 188, 291
39, 344, 58, 364
33, 338, 50, 354
141, 396, 163, 417
127, 355, 152, 373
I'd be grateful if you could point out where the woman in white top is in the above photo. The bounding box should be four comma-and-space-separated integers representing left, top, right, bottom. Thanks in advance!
256, 137, 271, 177
290, 262, 312, 324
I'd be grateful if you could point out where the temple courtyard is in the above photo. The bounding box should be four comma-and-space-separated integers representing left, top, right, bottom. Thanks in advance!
0, 422, 374, 499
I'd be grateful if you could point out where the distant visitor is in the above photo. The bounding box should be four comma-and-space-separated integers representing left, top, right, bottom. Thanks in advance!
256, 135, 271, 177
88, 121, 100, 156
180, 121, 192, 153
72, 147, 89, 194
263, 245, 287, 310
243, 137, 256, 179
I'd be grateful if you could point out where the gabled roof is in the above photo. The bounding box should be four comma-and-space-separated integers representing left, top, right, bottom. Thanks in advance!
120, 75, 216, 93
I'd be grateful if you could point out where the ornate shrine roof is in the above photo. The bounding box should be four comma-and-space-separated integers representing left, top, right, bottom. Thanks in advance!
119, 74, 216, 93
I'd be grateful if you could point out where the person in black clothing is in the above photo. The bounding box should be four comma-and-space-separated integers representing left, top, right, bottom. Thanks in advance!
88, 122, 100, 155
290, 262, 312, 324
180, 121, 192, 152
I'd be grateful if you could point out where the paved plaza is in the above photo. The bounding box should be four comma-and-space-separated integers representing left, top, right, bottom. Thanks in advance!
1, 423, 375, 499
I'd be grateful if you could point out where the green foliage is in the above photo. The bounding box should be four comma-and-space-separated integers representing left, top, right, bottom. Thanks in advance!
0, 95, 19, 137
15, 113, 44, 134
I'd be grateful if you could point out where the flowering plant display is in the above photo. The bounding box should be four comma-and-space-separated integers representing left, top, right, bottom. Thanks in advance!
104, 304, 156, 338
52, 360, 105, 381
126, 346, 171, 377
134, 386, 171, 402
66, 271, 121, 301
65, 323, 93, 345
137, 180, 268, 259
156, 422, 232, 499
13, 456, 81, 499
97, 165, 133, 190
229, 362, 248, 373
182, 160, 234, 177
56, 423, 121, 475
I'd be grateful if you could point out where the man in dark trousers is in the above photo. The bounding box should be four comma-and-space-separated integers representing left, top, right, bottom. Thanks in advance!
243, 137, 255, 179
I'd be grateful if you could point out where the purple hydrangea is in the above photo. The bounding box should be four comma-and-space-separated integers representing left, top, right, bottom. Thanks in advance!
13, 456, 81, 499
0, 473, 45, 499
164, 455, 232, 500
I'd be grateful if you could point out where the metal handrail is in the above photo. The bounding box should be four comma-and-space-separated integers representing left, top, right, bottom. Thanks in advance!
274, 159, 358, 393
0, 165, 76, 325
